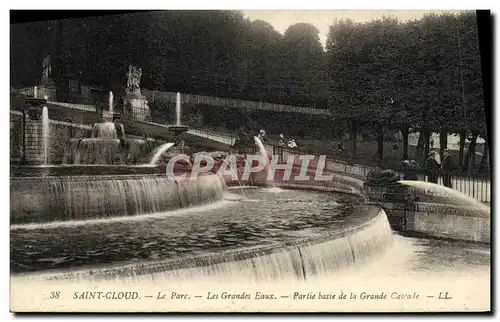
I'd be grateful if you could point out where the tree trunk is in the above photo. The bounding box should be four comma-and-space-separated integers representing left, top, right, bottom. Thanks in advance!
479, 136, 489, 171
439, 129, 448, 161
400, 126, 409, 160
415, 130, 424, 161
350, 119, 357, 159
458, 130, 466, 167
422, 128, 431, 160
376, 122, 384, 161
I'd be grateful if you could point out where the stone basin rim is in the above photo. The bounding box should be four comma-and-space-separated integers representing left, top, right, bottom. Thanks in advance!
12, 205, 384, 282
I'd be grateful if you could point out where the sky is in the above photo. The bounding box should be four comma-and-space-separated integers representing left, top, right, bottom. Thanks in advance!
242, 10, 466, 49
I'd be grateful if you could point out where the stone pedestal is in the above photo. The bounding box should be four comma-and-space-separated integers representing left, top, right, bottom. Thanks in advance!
169, 125, 189, 154
38, 79, 57, 101
124, 91, 150, 121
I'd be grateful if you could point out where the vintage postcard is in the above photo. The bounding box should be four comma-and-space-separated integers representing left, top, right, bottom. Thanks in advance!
9, 9, 491, 313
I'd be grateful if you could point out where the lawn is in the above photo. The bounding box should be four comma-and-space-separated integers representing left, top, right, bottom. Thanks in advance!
183, 132, 232, 153
265, 135, 490, 179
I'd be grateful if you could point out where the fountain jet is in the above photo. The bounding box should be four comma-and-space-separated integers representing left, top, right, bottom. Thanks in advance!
253, 136, 275, 188
399, 180, 490, 213
42, 106, 50, 164
176, 92, 181, 126
150, 142, 176, 165
109, 91, 114, 113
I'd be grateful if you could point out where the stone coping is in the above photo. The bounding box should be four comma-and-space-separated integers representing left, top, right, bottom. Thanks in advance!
414, 202, 490, 219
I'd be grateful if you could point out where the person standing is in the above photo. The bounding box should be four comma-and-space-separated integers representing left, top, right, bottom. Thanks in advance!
402, 160, 419, 180
408, 160, 419, 180
441, 150, 454, 188
402, 160, 411, 180
278, 133, 285, 147
425, 152, 440, 183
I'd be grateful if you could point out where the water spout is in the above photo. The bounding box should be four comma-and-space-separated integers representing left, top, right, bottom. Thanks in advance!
109, 91, 114, 113
176, 92, 181, 126
220, 158, 247, 197
150, 142, 176, 165
253, 136, 274, 188
399, 180, 490, 213
34, 86, 38, 98
42, 106, 50, 164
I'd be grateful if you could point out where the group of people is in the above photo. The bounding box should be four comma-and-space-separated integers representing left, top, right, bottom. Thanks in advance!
276, 133, 298, 149
402, 150, 454, 188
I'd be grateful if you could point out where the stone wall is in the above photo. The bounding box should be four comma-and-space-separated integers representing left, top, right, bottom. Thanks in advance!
405, 202, 490, 243
364, 183, 491, 243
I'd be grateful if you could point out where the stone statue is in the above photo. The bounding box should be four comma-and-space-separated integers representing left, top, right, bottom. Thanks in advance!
124, 64, 150, 120
135, 68, 142, 89
126, 65, 142, 94
41, 55, 51, 85
364, 169, 401, 187
126, 65, 133, 89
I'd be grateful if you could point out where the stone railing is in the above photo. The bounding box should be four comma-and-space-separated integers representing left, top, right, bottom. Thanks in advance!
143, 89, 331, 116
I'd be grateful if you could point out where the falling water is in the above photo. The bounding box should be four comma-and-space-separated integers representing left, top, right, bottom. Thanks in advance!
149, 142, 176, 165
64, 122, 120, 164
10, 174, 226, 224
176, 92, 181, 126
109, 91, 114, 113
41, 106, 50, 164
34, 85, 38, 98
92, 122, 118, 139
399, 180, 490, 212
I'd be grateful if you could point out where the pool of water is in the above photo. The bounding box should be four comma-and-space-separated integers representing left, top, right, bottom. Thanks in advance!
11, 188, 368, 273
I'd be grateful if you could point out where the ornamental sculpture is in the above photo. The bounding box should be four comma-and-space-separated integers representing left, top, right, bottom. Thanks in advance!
41, 55, 52, 85
126, 65, 142, 94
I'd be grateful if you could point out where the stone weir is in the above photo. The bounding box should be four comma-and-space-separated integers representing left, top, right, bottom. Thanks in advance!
10, 173, 225, 225
14, 206, 393, 283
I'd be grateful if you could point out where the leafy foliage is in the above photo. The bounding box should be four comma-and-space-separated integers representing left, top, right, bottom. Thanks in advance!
10, 11, 486, 143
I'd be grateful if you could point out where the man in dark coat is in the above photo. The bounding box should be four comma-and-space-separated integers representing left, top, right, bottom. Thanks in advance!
402, 160, 419, 180
408, 160, 419, 180
441, 150, 454, 188
402, 160, 412, 180
425, 152, 440, 183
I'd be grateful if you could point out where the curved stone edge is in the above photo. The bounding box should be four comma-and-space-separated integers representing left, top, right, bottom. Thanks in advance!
13, 205, 392, 283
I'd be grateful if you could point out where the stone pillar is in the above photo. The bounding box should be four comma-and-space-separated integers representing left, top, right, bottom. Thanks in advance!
10, 113, 24, 163
24, 116, 44, 164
